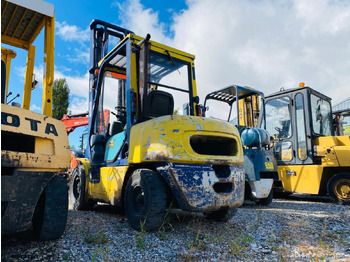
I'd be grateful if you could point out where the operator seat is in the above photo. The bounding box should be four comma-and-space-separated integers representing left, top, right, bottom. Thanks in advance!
148, 90, 174, 118
110, 121, 123, 136
90, 134, 107, 163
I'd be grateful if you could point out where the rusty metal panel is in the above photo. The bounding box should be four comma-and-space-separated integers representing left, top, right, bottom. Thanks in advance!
156, 163, 245, 212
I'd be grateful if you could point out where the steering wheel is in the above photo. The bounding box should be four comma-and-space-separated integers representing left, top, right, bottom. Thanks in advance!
275, 127, 288, 138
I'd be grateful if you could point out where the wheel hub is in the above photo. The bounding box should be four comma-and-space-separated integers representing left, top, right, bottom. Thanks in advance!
334, 179, 350, 201
132, 186, 145, 213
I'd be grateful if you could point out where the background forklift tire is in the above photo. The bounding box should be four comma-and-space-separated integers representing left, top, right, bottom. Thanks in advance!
32, 175, 68, 240
69, 165, 93, 210
256, 189, 274, 206
124, 169, 167, 231
327, 173, 350, 205
203, 207, 237, 222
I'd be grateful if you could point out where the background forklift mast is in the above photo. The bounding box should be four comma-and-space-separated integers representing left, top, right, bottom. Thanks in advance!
1, 0, 70, 239
70, 20, 245, 231
333, 108, 350, 136
263, 84, 350, 204
204, 85, 278, 205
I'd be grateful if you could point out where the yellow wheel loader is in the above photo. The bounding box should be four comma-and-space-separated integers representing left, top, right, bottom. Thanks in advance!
1, 0, 70, 239
263, 84, 350, 204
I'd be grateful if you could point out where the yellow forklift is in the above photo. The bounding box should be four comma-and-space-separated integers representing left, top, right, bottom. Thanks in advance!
263, 83, 350, 204
1, 0, 70, 239
69, 20, 245, 231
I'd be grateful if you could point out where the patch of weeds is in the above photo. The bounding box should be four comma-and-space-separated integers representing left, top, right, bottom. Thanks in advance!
309, 254, 326, 262
135, 219, 147, 250
84, 229, 109, 245
276, 242, 289, 262
187, 229, 204, 252
228, 230, 253, 258
92, 246, 119, 262
62, 253, 69, 261
177, 252, 195, 262
159, 203, 174, 232
319, 239, 332, 252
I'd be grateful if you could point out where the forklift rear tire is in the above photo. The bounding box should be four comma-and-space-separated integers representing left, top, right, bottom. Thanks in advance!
203, 207, 237, 222
327, 173, 350, 205
124, 169, 167, 231
256, 189, 274, 206
69, 165, 92, 210
32, 175, 68, 240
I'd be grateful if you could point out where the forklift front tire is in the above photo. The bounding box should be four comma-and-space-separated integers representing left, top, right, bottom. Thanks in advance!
69, 165, 92, 210
203, 207, 237, 222
256, 188, 274, 206
327, 173, 350, 205
124, 169, 167, 231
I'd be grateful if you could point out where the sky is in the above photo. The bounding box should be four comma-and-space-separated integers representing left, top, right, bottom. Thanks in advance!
4, 0, 350, 148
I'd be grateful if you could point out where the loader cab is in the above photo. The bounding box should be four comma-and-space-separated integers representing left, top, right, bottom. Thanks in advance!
333, 109, 350, 136
262, 86, 333, 166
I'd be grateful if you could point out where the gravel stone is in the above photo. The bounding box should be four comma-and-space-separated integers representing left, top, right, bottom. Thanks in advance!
2, 198, 349, 262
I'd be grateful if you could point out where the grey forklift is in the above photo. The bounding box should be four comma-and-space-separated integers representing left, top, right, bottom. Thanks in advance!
203, 85, 278, 205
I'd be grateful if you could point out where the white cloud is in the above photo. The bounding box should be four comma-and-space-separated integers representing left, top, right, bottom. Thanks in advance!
54, 70, 89, 99
30, 104, 41, 113
56, 21, 90, 43
116, 0, 172, 45
68, 96, 89, 115
167, 0, 350, 104
65, 48, 90, 65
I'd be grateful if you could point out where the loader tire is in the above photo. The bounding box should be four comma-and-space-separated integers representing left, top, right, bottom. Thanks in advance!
32, 175, 68, 240
256, 189, 274, 206
124, 169, 167, 231
327, 173, 350, 205
69, 165, 92, 210
203, 207, 237, 222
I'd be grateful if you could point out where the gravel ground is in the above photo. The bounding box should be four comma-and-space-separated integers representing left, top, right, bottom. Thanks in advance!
2, 198, 349, 262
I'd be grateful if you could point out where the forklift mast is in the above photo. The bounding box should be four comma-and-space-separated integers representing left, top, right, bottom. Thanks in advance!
88, 20, 133, 115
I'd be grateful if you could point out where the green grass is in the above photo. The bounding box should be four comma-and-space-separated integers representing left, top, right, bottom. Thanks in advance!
135, 219, 147, 250
84, 229, 109, 245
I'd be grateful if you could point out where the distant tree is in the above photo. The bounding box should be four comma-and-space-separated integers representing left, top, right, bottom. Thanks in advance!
52, 78, 70, 120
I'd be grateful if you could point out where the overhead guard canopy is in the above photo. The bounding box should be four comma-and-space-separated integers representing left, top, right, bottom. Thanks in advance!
204, 85, 264, 106
1, 0, 54, 50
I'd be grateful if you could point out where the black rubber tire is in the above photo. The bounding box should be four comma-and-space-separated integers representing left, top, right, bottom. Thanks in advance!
32, 175, 68, 240
203, 207, 238, 222
124, 169, 167, 231
256, 188, 274, 206
69, 165, 92, 210
327, 173, 350, 205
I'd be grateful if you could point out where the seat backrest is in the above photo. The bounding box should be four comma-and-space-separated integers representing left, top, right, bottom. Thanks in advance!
110, 121, 123, 136
90, 134, 107, 163
148, 90, 174, 118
